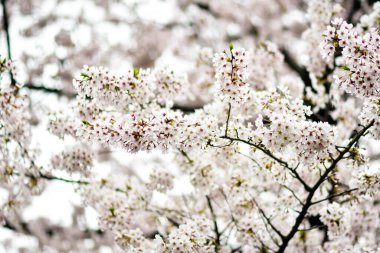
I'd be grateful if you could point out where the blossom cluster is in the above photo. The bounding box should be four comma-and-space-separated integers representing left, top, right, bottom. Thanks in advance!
248, 41, 284, 90
295, 121, 336, 164
177, 110, 220, 152
213, 46, 250, 104
155, 216, 214, 253
77, 110, 183, 153
74, 65, 189, 111
73, 66, 154, 110
0, 88, 30, 142
320, 203, 351, 239
353, 167, 380, 196
257, 113, 336, 165
153, 68, 188, 104
254, 86, 335, 165
51, 145, 93, 176
322, 18, 380, 97
302, 0, 343, 77
47, 109, 78, 138
359, 97, 380, 139
148, 168, 175, 193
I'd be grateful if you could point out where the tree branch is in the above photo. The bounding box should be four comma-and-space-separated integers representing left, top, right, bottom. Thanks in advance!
252, 199, 285, 242
221, 136, 288, 167
23, 83, 204, 114
281, 184, 304, 206
280, 48, 313, 94
310, 188, 358, 206
347, 0, 362, 24
1, 0, 15, 85
36, 172, 90, 185
225, 102, 231, 137
206, 195, 221, 251
23, 83, 77, 98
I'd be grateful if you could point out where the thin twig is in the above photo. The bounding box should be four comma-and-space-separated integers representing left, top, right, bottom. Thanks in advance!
236, 150, 263, 170
225, 103, 231, 137
251, 199, 285, 241
221, 136, 288, 168
37, 172, 90, 185
178, 149, 194, 164
310, 188, 358, 206
206, 195, 221, 251
23, 83, 76, 98
281, 184, 304, 206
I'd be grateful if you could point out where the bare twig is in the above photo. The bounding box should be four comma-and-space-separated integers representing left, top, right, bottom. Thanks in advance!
281, 184, 304, 206
310, 188, 358, 206
1, 0, 15, 85
206, 195, 221, 251
225, 103, 231, 137
23, 83, 77, 98
252, 199, 285, 242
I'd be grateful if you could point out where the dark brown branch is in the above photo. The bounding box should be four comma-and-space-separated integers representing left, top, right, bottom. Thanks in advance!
347, 0, 362, 24
37, 172, 90, 185
3, 219, 31, 234
23, 83, 77, 98
206, 195, 221, 251
280, 49, 313, 94
225, 103, 231, 137
178, 149, 194, 164
287, 167, 312, 192
1, 0, 15, 85
194, 2, 221, 18
171, 103, 203, 113
33, 172, 133, 195
252, 199, 285, 241
221, 136, 288, 167
230, 246, 242, 253
23, 83, 204, 114
281, 184, 304, 206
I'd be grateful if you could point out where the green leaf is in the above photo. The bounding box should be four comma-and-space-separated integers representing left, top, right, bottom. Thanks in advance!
80, 72, 90, 79
229, 42, 234, 50
133, 68, 140, 77
81, 120, 93, 127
